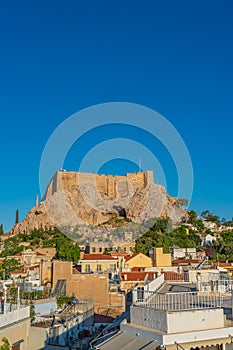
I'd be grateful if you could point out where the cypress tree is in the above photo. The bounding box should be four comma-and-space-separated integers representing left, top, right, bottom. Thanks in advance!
15, 209, 19, 224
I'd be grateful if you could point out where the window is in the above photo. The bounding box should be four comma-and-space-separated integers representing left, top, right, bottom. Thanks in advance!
97, 264, 102, 272
85, 264, 90, 273
110, 264, 117, 271
137, 287, 144, 301
26, 258, 31, 265
99, 247, 102, 253
92, 247, 96, 253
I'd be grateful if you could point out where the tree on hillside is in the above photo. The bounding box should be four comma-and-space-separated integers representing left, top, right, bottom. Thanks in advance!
187, 210, 199, 224
201, 210, 220, 226
15, 209, 19, 224
135, 222, 201, 256
2, 258, 22, 275
55, 236, 80, 263
0, 236, 23, 257
135, 230, 164, 255
187, 211, 204, 231
0, 224, 3, 235
150, 217, 172, 234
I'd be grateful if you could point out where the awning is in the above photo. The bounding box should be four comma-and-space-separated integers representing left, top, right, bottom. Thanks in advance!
94, 332, 159, 350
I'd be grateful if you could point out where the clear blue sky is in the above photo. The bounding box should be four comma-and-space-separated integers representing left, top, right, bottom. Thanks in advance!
0, 1, 233, 231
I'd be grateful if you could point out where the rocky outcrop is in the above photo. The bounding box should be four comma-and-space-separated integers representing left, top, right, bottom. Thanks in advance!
10, 170, 186, 235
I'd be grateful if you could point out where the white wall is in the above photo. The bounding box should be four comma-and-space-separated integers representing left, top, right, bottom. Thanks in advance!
147, 273, 164, 292
189, 270, 219, 283
130, 306, 225, 334
0, 306, 30, 328
167, 308, 224, 333
130, 306, 168, 332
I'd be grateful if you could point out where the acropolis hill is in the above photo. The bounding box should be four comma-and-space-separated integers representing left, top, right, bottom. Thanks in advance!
11, 170, 186, 235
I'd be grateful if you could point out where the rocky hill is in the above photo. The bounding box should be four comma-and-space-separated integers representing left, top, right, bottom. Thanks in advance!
10, 170, 186, 236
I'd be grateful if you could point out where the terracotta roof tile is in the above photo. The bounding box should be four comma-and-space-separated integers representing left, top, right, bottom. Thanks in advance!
163, 271, 184, 281
172, 259, 200, 266
28, 265, 40, 270
125, 253, 139, 262
9, 270, 25, 275
82, 254, 117, 261
120, 271, 156, 282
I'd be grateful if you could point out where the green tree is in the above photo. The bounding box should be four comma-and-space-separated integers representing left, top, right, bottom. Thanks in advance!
0, 258, 22, 278
15, 209, 19, 224
201, 210, 220, 226
0, 236, 23, 257
0, 337, 10, 350
8, 281, 18, 303
0, 224, 3, 235
30, 300, 36, 323
187, 210, 199, 225
56, 236, 80, 263
135, 220, 201, 256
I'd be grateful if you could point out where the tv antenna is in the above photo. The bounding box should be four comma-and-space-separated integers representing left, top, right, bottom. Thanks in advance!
139, 158, 142, 171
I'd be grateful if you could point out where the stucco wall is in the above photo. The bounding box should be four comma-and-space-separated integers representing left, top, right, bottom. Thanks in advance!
130, 305, 168, 332
130, 306, 225, 334
154, 247, 172, 267
0, 308, 30, 350
167, 308, 224, 333
125, 253, 153, 269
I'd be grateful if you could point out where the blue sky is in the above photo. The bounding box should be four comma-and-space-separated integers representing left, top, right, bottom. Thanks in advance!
0, 1, 233, 231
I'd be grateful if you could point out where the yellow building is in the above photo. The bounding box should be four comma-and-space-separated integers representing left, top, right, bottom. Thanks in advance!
79, 254, 119, 273
8, 248, 55, 267
123, 253, 153, 270
117, 241, 135, 254
154, 247, 172, 267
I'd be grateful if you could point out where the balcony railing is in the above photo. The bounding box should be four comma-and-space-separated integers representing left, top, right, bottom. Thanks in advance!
0, 305, 30, 329
133, 290, 223, 312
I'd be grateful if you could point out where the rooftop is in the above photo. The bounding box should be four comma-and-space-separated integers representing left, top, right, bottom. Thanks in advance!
120, 271, 155, 282
81, 254, 117, 261
125, 253, 139, 261
93, 331, 158, 350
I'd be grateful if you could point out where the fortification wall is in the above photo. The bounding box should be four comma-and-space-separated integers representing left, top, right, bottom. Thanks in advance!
44, 170, 154, 200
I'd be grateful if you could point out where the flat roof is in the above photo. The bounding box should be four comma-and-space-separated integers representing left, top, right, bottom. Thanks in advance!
95, 332, 158, 350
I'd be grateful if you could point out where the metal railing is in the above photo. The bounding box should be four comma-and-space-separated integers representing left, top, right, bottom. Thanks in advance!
202, 279, 233, 293
133, 291, 223, 311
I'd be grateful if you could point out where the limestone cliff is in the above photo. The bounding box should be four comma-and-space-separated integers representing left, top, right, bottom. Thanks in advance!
10, 170, 186, 235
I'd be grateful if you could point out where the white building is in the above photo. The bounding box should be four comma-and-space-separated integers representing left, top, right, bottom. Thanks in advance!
94, 275, 233, 350
171, 247, 197, 260
0, 304, 30, 350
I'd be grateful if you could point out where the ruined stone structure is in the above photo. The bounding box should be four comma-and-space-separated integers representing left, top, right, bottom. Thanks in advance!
10, 170, 186, 235
44, 170, 153, 199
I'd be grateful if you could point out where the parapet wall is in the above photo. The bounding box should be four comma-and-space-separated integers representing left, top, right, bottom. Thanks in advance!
130, 306, 224, 333
44, 170, 154, 199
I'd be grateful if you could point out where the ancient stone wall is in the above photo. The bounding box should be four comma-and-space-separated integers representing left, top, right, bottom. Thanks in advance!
45, 170, 153, 200
10, 170, 186, 235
